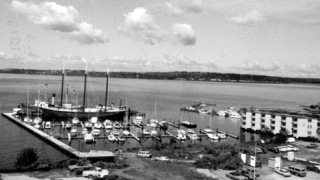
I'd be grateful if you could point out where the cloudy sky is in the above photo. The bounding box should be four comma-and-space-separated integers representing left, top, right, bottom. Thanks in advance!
1, 0, 320, 78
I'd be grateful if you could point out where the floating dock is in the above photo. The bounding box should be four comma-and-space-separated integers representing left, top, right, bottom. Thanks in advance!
1, 113, 115, 161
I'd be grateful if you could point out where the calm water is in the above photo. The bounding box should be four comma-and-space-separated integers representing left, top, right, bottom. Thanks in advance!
1, 73, 320, 169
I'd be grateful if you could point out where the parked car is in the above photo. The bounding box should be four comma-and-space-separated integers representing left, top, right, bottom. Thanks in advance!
267, 147, 279, 154
137, 151, 151, 158
226, 172, 248, 180
286, 137, 295, 143
277, 146, 289, 153
154, 156, 170, 162
250, 147, 263, 154
237, 168, 259, 180
306, 143, 319, 149
68, 163, 93, 171
285, 165, 306, 177
275, 168, 291, 177
286, 145, 299, 152
82, 167, 109, 178
307, 165, 320, 173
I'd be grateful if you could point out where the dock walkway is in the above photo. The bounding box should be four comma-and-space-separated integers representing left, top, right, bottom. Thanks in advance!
1, 113, 115, 160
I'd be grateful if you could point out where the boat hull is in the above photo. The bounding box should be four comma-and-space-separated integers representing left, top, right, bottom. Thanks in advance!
41, 107, 126, 121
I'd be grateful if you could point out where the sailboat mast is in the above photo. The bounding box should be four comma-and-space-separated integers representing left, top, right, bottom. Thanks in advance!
60, 68, 65, 107
83, 67, 87, 111
104, 68, 109, 112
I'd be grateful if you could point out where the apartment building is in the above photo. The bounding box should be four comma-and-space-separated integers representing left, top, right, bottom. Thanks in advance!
241, 108, 320, 138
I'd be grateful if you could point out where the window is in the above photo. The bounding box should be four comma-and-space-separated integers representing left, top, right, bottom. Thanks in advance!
271, 115, 275, 119
307, 125, 312, 129
307, 131, 312, 135
308, 119, 312, 123
262, 114, 265, 117
282, 116, 286, 120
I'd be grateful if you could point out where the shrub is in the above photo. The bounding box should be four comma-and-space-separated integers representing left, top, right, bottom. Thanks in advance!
15, 148, 39, 169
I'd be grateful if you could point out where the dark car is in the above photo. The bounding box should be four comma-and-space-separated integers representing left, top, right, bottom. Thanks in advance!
226, 172, 248, 180
267, 147, 279, 153
307, 165, 320, 173
306, 143, 319, 149
236, 168, 259, 180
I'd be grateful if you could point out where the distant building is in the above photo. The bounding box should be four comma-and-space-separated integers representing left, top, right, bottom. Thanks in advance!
241, 108, 320, 138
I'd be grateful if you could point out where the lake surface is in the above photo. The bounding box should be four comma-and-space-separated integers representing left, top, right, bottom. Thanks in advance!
0, 73, 319, 169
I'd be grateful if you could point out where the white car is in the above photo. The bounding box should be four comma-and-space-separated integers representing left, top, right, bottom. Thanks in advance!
286, 145, 299, 152
154, 156, 170, 162
82, 167, 109, 178
275, 168, 291, 177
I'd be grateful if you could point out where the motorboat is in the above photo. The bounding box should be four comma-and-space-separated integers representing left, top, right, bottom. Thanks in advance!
70, 127, 77, 137
84, 133, 94, 143
150, 129, 158, 136
45, 121, 51, 129
123, 130, 130, 136
188, 133, 198, 141
65, 122, 72, 130
207, 133, 219, 140
217, 133, 227, 139
187, 129, 195, 134
90, 117, 98, 124
218, 110, 228, 116
113, 121, 123, 129
180, 121, 197, 128
158, 121, 168, 130
148, 119, 158, 128
177, 129, 186, 135
112, 129, 121, 136
103, 120, 113, 129
23, 116, 32, 123
198, 109, 210, 114
132, 114, 143, 124
117, 136, 125, 142
72, 117, 80, 124
92, 128, 101, 136
228, 111, 241, 119
143, 129, 151, 135
108, 133, 117, 142
84, 121, 92, 129
34, 123, 41, 129
202, 128, 214, 134
82, 128, 88, 135
33, 117, 42, 124
177, 133, 186, 140
13, 108, 22, 115
94, 121, 103, 129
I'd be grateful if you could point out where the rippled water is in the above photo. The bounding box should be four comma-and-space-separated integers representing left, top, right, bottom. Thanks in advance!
1, 73, 319, 169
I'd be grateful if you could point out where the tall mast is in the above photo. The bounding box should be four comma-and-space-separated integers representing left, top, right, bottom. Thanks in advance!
83, 64, 88, 111
105, 67, 109, 112
60, 67, 65, 107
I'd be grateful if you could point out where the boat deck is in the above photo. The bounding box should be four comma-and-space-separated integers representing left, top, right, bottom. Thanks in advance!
1, 113, 115, 160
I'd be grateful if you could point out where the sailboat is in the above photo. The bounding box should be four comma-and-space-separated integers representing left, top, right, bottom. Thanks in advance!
23, 88, 32, 123
41, 67, 126, 120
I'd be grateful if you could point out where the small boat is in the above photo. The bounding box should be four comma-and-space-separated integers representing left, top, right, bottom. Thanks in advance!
45, 121, 51, 129
198, 109, 210, 114
123, 130, 130, 136
187, 129, 195, 134
180, 121, 197, 128
70, 127, 77, 137
24, 116, 32, 123
113, 121, 123, 129
218, 110, 228, 116
148, 119, 158, 128
94, 121, 103, 129
228, 111, 241, 119
90, 117, 98, 124
108, 133, 117, 142
188, 133, 198, 141
177, 133, 186, 140
207, 133, 219, 140
177, 129, 186, 135
132, 114, 143, 124
150, 129, 158, 135
84, 133, 95, 143
143, 129, 151, 135
34, 123, 41, 129
112, 129, 121, 136
82, 128, 88, 135
117, 136, 125, 142
202, 128, 214, 134
72, 117, 80, 124
158, 121, 168, 130
104, 120, 113, 129
13, 108, 22, 115
84, 121, 93, 129
92, 128, 101, 136
217, 133, 227, 139
33, 117, 42, 124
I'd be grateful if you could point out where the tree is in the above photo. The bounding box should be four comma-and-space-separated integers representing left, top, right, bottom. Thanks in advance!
15, 147, 39, 169
273, 128, 288, 144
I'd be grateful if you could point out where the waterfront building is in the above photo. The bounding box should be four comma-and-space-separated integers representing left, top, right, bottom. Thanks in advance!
241, 108, 320, 138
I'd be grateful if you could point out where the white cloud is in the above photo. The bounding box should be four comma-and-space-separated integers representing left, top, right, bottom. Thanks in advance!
164, 53, 200, 68
230, 10, 263, 24
118, 7, 167, 45
165, 0, 203, 15
172, 23, 196, 46
237, 61, 280, 72
287, 64, 320, 74
11, 0, 108, 44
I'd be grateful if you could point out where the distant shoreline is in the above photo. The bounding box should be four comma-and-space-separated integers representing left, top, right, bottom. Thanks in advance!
1, 69, 320, 85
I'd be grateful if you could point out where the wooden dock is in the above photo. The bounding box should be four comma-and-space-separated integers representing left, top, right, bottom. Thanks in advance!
1, 113, 115, 160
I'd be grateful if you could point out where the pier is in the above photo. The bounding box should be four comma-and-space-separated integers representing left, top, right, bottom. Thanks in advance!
1, 113, 115, 161
216, 129, 239, 140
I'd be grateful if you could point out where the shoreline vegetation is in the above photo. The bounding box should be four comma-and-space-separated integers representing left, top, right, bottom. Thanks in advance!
1, 68, 320, 84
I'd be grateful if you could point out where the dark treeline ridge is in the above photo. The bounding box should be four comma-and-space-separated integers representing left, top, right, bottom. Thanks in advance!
1, 68, 320, 84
